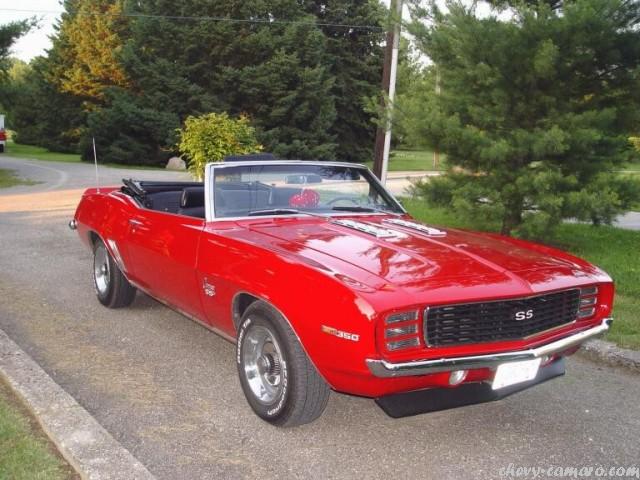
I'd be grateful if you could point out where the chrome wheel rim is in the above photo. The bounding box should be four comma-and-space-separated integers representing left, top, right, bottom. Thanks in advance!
93, 245, 110, 295
242, 324, 284, 405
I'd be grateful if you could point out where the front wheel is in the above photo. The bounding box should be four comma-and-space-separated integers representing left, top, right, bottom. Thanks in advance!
236, 301, 330, 427
93, 239, 136, 308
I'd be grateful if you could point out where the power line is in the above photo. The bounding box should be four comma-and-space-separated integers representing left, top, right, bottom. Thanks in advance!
0, 8, 385, 31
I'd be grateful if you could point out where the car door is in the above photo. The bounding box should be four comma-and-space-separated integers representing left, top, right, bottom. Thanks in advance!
125, 209, 206, 321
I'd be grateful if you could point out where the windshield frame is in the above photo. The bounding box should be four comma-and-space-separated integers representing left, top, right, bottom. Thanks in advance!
204, 161, 406, 221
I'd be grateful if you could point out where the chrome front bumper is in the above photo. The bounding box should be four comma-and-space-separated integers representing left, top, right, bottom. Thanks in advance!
366, 318, 612, 378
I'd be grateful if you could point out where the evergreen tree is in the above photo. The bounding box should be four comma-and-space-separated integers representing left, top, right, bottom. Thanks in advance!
394, 38, 433, 149
86, 0, 338, 163
303, 0, 385, 162
82, 89, 178, 164
6, 58, 85, 151
410, 0, 640, 237
13, 1, 384, 164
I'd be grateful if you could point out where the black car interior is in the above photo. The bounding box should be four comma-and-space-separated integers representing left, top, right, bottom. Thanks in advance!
121, 179, 304, 219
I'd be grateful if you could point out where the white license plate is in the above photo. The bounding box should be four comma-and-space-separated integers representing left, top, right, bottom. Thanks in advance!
492, 358, 541, 390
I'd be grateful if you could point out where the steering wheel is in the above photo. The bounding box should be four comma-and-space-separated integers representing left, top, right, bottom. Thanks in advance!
326, 196, 360, 206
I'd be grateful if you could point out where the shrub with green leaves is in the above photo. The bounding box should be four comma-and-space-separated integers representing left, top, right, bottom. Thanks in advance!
177, 113, 262, 180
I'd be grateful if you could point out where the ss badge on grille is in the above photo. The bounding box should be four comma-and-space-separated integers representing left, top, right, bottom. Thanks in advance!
514, 309, 534, 321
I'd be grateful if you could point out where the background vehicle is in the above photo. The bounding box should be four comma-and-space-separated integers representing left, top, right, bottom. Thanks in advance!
71, 160, 614, 427
0, 115, 6, 153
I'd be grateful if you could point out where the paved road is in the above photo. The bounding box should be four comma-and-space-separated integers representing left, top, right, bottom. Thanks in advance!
1, 155, 639, 480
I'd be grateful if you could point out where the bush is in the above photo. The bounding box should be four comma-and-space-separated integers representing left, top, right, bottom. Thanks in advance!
177, 113, 262, 180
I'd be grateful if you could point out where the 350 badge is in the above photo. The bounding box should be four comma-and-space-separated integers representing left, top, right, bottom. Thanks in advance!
321, 325, 360, 342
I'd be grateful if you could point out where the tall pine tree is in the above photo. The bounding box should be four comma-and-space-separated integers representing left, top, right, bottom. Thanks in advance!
19, 0, 384, 164
81, 0, 339, 163
304, 1, 385, 162
410, 0, 640, 237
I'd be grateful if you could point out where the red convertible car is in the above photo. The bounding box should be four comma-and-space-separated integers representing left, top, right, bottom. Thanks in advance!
71, 160, 613, 426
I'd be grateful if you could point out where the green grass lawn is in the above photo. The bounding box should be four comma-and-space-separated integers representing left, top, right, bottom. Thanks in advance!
0, 380, 76, 479
4, 140, 81, 163
4, 140, 165, 170
365, 148, 446, 172
404, 198, 640, 350
622, 158, 640, 172
370, 148, 639, 174
0, 168, 39, 189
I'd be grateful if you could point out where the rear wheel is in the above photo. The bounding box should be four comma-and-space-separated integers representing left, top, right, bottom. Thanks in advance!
236, 301, 330, 427
93, 239, 136, 308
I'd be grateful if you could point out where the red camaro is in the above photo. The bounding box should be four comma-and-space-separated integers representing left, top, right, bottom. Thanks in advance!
71, 160, 614, 427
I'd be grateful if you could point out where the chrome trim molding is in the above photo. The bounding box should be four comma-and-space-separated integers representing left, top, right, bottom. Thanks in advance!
383, 218, 445, 236
333, 219, 399, 238
132, 279, 236, 343
366, 318, 612, 378
208, 160, 368, 169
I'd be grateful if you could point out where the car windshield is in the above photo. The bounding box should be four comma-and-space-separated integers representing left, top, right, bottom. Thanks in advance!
212, 163, 403, 219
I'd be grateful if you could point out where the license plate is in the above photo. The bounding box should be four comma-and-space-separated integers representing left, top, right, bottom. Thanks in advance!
492, 358, 541, 390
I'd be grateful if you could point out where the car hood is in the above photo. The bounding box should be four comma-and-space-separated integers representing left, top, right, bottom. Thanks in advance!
243, 215, 608, 304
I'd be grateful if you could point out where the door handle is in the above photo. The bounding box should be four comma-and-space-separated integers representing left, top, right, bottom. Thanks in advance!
128, 219, 144, 227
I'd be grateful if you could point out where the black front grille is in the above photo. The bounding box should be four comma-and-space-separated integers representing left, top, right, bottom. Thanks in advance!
424, 289, 581, 347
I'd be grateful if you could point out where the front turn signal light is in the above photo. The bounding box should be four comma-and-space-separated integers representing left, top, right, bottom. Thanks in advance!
577, 286, 598, 320
384, 310, 421, 351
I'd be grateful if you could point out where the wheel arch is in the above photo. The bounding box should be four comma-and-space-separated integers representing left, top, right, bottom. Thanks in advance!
88, 230, 100, 246
232, 291, 261, 331
230, 290, 335, 389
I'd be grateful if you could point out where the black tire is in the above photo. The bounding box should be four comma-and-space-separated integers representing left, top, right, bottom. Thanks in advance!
0, 144, 4, 153
236, 301, 330, 427
92, 239, 136, 308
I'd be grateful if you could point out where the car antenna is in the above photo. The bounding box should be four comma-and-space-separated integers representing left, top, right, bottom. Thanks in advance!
93, 137, 100, 194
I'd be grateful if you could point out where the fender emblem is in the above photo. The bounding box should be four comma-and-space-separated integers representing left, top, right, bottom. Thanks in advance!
203, 278, 216, 297
321, 325, 360, 342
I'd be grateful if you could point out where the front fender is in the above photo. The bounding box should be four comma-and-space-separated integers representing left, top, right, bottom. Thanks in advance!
196, 229, 379, 391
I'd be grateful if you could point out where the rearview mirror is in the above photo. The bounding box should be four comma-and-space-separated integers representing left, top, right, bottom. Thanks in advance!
285, 174, 322, 185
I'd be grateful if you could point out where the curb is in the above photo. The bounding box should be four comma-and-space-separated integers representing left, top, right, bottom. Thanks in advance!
579, 339, 640, 373
0, 328, 155, 480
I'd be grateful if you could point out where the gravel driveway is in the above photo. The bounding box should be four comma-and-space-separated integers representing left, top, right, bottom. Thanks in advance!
1, 155, 639, 480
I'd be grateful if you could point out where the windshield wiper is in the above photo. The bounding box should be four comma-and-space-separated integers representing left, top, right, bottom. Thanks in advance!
331, 205, 400, 215
248, 208, 301, 216
247, 208, 327, 218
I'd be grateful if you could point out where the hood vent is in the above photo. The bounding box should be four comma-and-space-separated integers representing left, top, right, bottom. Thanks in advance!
383, 218, 446, 237
333, 219, 398, 238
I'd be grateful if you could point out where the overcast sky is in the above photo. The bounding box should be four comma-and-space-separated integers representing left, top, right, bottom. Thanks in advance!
0, 0, 60, 61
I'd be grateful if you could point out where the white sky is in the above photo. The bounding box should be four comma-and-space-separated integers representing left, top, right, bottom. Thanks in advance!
0, 0, 61, 61
1, 0, 406, 62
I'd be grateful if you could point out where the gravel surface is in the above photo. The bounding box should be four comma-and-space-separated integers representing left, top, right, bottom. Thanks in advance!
1, 155, 639, 480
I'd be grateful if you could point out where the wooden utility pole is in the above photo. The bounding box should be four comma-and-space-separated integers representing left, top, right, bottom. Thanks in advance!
373, 0, 403, 184
433, 66, 441, 169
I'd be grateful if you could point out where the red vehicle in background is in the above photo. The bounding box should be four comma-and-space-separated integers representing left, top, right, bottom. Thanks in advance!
0, 114, 6, 153
70, 159, 614, 427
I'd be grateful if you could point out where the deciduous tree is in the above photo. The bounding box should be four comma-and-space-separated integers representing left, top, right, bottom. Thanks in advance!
51, 0, 130, 107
